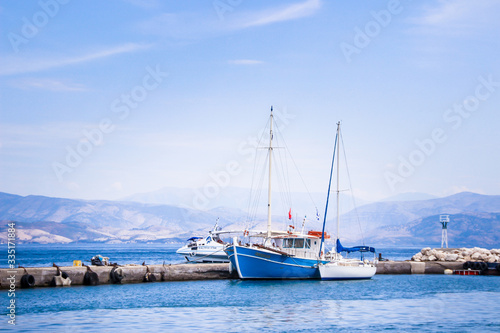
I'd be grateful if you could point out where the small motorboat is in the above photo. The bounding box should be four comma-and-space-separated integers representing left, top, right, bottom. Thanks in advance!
176, 223, 229, 263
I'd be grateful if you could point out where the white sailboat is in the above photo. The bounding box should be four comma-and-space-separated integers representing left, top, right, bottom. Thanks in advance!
318, 121, 376, 280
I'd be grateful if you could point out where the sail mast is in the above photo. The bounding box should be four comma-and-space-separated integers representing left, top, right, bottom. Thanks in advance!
267, 106, 274, 238
336, 122, 341, 250
319, 123, 338, 258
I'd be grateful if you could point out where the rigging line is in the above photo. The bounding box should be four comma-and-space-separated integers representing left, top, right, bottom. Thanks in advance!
245, 118, 269, 223
270, 124, 294, 228
273, 123, 294, 208
245, 145, 260, 223
274, 154, 286, 226
339, 127, 365, 244
275, 123, 318, 210
250, 152, 268, 224
246, 114, 273, 224
275, 128, 292, 208
247, 149, 266, 224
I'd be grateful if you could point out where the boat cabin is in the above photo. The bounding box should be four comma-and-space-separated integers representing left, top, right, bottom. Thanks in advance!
270, 231, 329, 259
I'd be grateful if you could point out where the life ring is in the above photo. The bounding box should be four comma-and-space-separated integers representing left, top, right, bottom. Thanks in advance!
20, 274, 35, 288
83, 271, 99, 286
110, 267, 124, 283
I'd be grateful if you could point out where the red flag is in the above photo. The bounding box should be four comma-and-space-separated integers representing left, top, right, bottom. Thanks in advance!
288, 208, 292, 220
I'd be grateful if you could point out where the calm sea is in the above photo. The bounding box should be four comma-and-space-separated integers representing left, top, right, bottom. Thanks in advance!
2, 244, 500, 332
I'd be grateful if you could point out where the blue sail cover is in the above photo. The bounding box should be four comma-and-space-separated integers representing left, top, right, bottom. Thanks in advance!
187, 237, 202, 241
336, 239, 375, 253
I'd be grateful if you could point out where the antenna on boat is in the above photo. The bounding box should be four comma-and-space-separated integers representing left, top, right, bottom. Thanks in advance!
267, 106, 274, 239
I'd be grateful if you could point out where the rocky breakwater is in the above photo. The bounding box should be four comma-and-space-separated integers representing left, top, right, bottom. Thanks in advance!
411, 247, 500, 263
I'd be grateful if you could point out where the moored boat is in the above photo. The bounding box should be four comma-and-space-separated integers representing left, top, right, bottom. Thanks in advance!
224, 108, 376, 280
176, 223, 229, 263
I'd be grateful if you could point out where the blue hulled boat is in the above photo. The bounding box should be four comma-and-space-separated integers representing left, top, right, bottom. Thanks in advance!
224, 108, 377, 280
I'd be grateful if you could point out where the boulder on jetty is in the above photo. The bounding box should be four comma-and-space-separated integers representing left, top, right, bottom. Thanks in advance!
411, 247, 500, 262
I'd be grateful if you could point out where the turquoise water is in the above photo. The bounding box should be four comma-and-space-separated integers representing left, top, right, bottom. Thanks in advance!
2, 245, 500, 332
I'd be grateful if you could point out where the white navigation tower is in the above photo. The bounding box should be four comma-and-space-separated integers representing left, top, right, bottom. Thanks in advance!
440, 215, 450, 248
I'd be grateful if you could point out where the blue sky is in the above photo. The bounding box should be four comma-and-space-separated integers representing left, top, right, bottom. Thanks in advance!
1, 0, 499, 204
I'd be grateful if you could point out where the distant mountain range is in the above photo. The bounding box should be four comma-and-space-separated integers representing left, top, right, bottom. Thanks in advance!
1, 191, 499, 248
340, 192, 500, 247
121, 186, 369, 215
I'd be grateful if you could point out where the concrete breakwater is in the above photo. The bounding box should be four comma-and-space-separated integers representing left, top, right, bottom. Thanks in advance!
2, 260, 498, 289
376, 261, 463, 274
0, 263, 234, 289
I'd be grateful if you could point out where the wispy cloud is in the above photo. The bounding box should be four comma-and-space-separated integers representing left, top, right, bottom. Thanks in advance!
239, 0, 322, 28
408, 0, 500, 35
10, 78, 87, 91
138, 0, 322, 39
228, 59, 264, 65
0, 43, 151, 76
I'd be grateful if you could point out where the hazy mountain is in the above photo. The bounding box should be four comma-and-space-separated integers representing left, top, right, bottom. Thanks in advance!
337, 192, 500, 247
121, 186, 369, 216
363, 213, 500, 248
0, 192, 243, 243
1, 191, 499, 247
340, 192, 500, 233
380, 192, 438, 202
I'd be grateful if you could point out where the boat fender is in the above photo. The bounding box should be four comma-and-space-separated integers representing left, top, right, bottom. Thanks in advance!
496, 263, 500, 272
110, 266, 124, 284
50, 263, 72, 286
143, 272, 157, 282
475, 262, 485, 271
143, 266, 157, 282
20, 274, 35, 288
463, 261, 471, 270
83, 271, 99, 286
480, 262, 488, 272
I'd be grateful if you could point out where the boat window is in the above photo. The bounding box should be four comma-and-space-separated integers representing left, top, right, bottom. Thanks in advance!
294, 239, 304, 248
283, 238, 293, 248
305, 239, 311, 248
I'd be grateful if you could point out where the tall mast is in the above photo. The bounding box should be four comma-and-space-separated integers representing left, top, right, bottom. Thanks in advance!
336, 122, 341, 248
267, 106, 274, 238
319, 124, 338, 258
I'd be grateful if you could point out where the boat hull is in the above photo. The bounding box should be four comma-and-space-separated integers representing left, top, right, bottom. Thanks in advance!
225, 245, 324, 279
318, 263, 376, 280
176, 246, 229, 263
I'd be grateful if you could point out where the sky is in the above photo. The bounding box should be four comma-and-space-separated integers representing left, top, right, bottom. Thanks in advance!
0, 0, 499, 205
